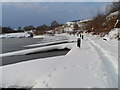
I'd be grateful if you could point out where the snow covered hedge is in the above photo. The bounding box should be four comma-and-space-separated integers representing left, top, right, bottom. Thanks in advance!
103, 28, 120, 40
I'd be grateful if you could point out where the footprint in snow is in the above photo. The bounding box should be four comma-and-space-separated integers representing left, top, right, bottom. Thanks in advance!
102, 74, 107, 79
43, 80, 46, 84
47, 74, 52, 78
73, 65, 80, 68
86, 51, 90, 54
86, 66, 94, 71
94, 73, 107, 80
64, 67, 68, 69
94, 74, 99, 78
90, 87, 99, 88
45, 83, 49, 87
53, 68, 57, 71
45, 83, 51, 88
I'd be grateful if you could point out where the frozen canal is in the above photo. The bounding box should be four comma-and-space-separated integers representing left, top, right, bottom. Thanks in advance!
1, 36, 70, 66
1, 38, 43, 53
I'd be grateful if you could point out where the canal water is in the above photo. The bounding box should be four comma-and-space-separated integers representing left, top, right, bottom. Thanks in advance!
1, 37, 70, 66
1, 38, 43, 53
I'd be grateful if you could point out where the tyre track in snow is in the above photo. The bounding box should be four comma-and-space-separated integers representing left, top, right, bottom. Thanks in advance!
87, 38, 118, 87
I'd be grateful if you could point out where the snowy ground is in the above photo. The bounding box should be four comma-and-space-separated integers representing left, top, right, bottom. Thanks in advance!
0, 32, 30, 38
0, 33, 118, 88
33, 33, 74, 43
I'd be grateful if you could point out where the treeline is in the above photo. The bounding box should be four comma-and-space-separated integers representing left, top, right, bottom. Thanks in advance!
85, 1, 120, 35
35, 21, 62, 35
1, 21, 62, 34
2, 26, 19, 34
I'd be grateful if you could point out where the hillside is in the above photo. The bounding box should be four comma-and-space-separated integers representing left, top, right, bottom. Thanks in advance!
49, 10, 119, 40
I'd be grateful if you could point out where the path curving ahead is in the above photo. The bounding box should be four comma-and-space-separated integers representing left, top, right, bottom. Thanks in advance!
33, 37, 118, 88
1, 35, 118, 88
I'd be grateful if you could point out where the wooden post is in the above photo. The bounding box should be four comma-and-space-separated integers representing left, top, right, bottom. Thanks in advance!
77, 38, 81, 48
82, 35, 84, 39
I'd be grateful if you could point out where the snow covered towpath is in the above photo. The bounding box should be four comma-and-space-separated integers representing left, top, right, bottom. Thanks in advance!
1, 35, 118, 88
33, 37, 118, 88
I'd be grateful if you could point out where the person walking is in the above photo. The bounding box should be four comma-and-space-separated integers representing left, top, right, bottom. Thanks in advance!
30, 33, 33, 37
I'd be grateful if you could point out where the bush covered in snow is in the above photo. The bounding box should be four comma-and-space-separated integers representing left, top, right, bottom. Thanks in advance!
83, 1, 120, 36
103, 28, 120, 40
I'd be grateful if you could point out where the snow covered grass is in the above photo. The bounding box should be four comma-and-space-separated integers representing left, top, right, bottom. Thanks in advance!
88, 38, 118, 86
0, 30, 118, 88
0, 32, 30, 38
63, 27, 74, 32
106, 11, 119, 20
33, 33, 74, 43
33, 34, 46, 39
1, 56, 66, 88
0, 32, 118, 88
103, 28, 119, 40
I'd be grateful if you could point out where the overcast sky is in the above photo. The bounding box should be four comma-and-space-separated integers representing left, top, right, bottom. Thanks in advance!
2, 2, 110, 28
2, 0, 114, 2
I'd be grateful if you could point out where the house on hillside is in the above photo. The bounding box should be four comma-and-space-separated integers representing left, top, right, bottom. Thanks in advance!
65, 20, 80, 26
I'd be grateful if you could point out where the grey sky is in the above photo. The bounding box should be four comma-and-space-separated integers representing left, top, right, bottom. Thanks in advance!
2, 2, 110, 28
